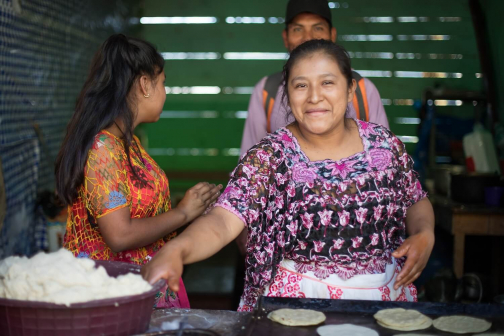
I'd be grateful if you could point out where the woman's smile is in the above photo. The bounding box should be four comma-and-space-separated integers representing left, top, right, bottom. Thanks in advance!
305, 108, 330, 116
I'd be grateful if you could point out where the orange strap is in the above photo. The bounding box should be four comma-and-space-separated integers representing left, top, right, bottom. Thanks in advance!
263, 90, 275, 133
352, 94, 361, 120
266, 99, 275, 133
352, 77, 369, 122
262, 72, 283, 133
358, 78, 369, 121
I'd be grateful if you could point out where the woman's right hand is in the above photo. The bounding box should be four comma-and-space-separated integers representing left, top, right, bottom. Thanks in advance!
176, 182, 222, 224
141, 245, 183, 289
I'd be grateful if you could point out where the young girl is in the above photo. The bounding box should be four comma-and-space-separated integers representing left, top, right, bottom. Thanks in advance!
55, 34, 221, 308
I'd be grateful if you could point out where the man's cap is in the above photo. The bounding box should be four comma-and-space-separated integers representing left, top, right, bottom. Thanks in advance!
285, 0, 332, 26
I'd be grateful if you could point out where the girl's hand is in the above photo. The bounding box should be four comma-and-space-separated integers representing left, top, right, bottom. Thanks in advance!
176, 182, 222, 223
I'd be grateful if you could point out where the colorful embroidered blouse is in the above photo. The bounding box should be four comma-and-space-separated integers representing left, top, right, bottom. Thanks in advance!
215, 120, 426, 311
64, 130, 175, 265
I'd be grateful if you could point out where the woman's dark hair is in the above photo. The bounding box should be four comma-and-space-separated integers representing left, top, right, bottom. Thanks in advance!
282, 39, 353, 120
55, 34, 164, 205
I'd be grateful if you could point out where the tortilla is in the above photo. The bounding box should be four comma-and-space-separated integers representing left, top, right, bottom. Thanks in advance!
432, 316, 492, 334
374, 308, 430, 327
267, 308, 326, 326
317, 324, 378, 336
377, 319, 432, 331
374, 308, 431, 328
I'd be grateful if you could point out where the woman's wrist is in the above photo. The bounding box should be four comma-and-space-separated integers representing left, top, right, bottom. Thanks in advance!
406, 213, 434, 236
409, 227, 435, 248
170, 207, 189, 227
160, 238, 187, 262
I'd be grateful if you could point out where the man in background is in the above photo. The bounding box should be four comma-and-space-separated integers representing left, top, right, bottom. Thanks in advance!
239, 0, 389, 157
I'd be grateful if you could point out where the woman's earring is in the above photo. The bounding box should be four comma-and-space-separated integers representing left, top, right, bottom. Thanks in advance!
143, 93, 150, 98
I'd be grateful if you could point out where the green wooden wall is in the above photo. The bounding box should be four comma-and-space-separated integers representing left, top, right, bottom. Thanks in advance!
481, 0, 504, 121
137, 0, 483, 192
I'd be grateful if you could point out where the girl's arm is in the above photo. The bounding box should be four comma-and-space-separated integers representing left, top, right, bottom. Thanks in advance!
98, 182, 222, 252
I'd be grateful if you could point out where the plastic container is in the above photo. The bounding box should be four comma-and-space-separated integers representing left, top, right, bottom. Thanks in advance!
46, 221, 66, 252
463, 123, 501, 174
0, 260, 164, 336
485, 186, 504, 207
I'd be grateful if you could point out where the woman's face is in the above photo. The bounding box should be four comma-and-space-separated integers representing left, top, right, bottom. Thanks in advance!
138, 70, 166, 124
287, 52, 354, 135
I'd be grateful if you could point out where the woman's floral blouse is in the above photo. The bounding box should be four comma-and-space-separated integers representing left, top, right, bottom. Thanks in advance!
215, 120, 426, 311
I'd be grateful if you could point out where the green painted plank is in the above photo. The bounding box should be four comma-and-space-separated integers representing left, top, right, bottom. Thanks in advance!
137, 0, 479, 173
161, 60, 480, 86
142, 25, 479, 53
141, 0, 472, 17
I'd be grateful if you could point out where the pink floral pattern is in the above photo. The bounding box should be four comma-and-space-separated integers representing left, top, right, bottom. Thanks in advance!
408, 283, 418, 302
292, 162, 318, 183
379, 285, 392, 301
328, 286, 344, 299
367, 148, 393, 171
215, 120, 426, 311
266, 269, 306, 298
396, 286, 408, 302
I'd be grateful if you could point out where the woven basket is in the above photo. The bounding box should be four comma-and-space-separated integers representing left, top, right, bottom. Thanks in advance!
0, 260, 164, 336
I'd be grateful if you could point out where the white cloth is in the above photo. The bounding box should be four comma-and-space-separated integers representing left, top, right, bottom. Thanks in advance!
261, 257, 417, 302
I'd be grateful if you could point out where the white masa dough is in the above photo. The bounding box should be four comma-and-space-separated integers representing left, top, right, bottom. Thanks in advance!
267, 308, 326, 326
317, 324, 379, 336
0, 249, 152, 306
433, 316, 492, 334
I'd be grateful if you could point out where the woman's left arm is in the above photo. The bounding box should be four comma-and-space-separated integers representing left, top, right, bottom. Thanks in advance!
392, 197, 435, 290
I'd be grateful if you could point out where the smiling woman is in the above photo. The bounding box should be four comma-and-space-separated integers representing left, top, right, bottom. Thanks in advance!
141, 39, 435, 312
282, 40, 359, 162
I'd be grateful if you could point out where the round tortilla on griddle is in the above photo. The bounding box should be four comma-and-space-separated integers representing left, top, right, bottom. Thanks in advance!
317, 324, 379, 336
374, 308, 431, 329
432, 316, 491, 334
267, 308, 326, 326
377, 318, 432, 331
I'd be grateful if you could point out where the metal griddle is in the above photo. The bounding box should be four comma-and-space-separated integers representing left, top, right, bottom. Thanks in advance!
240, 297, 504, 336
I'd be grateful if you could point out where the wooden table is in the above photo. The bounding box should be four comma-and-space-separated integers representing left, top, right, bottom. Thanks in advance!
432, 195, 504, 295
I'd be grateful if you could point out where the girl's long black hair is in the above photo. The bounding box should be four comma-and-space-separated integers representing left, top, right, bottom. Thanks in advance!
55, 34, 164, 205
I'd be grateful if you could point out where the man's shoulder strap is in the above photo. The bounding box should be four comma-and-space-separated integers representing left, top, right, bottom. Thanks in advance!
351, 70, 369, 122
261, 71, 371, 127
262, 71, 283, 133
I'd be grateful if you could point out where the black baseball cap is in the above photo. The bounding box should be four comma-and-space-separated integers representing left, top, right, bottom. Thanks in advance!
285, 0, 332, 26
